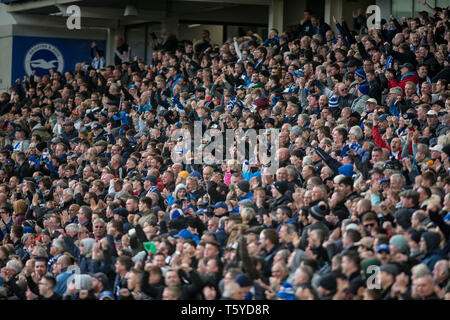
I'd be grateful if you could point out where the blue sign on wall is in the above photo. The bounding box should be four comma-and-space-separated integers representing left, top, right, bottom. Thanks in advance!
12, 36, 106, 84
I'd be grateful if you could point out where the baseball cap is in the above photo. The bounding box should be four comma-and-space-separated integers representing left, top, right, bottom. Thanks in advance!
376, 243, 390, 253
173, 228, 192, 240
399, 63, 415, 71
377, 114, 389, 121
212, 201, 228, 210
380, 264, 400, 276
426, 110, 438, 116
144, 175, 158, 185
366, 98, 377, 104
99, 291, 114, 300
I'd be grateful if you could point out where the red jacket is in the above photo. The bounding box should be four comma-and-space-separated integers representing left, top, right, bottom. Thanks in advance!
373, 125, 403, 161
388, 72, 419, 97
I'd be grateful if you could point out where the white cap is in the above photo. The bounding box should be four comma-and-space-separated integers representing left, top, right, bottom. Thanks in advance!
366, 98, 377, 104
427, 110, 438, 116
430, 144, 443, 152
345, 223, 359, 231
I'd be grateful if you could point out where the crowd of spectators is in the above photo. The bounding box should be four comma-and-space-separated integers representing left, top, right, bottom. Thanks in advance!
0, 0, 449, 300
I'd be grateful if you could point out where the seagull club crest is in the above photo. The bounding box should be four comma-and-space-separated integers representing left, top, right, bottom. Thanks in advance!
24, 42, 64, 77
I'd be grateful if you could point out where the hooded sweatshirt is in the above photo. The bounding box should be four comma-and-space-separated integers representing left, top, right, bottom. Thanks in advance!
420, 232, 445, 271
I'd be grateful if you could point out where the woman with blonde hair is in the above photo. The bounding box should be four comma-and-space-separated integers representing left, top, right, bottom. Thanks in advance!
224, 159, 242, 185
12, 199, 27, 225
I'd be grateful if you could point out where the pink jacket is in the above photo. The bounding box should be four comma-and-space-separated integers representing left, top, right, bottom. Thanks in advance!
224, 170, 231, 185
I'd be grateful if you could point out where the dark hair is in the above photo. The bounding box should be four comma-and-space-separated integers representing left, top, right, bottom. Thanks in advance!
278, 205, 292, 218
342, 251, 361, 270
117, 255, 133, 271
345, 229, 362, 244
339, 177, 353, 190
42, 275, 57, 289
262, 228, 279, 246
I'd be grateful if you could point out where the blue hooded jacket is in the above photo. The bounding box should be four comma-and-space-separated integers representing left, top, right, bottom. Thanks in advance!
420, 232, 445, 271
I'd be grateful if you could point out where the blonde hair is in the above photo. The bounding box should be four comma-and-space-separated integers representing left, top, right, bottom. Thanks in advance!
240, 207, 256, 224
227, 159, 241, 172
13, 200, 27, 215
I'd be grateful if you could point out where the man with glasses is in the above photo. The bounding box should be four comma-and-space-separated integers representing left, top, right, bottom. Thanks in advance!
32, 275, 61, 300
335, 83, 356, 109
361, 212, 379, 237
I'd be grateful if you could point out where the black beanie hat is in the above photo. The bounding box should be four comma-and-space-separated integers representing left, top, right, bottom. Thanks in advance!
394, 208, 412, 231
309, 204, 327, 221
237, 179, 250, 193
273, 180, 288, 195
319, 273, 337, 292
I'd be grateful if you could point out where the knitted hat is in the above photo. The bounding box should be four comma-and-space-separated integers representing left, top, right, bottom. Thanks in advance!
318, 273, 337, 292
235, 274, 253, 287
178, 171, 189, 179
276, 282, 297, 300
338, 164, 354, 177
237, 180, 250, 193
389, 235, 409, 254
358, 84, 369, 95
328, 96, 339, 109
273, 180, 288, 195
355, 69, 366, 79
309, 204, 327, 221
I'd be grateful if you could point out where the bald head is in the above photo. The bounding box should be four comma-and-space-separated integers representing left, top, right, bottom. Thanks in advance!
278, 148, 290, 162
433, 260, 449, 284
